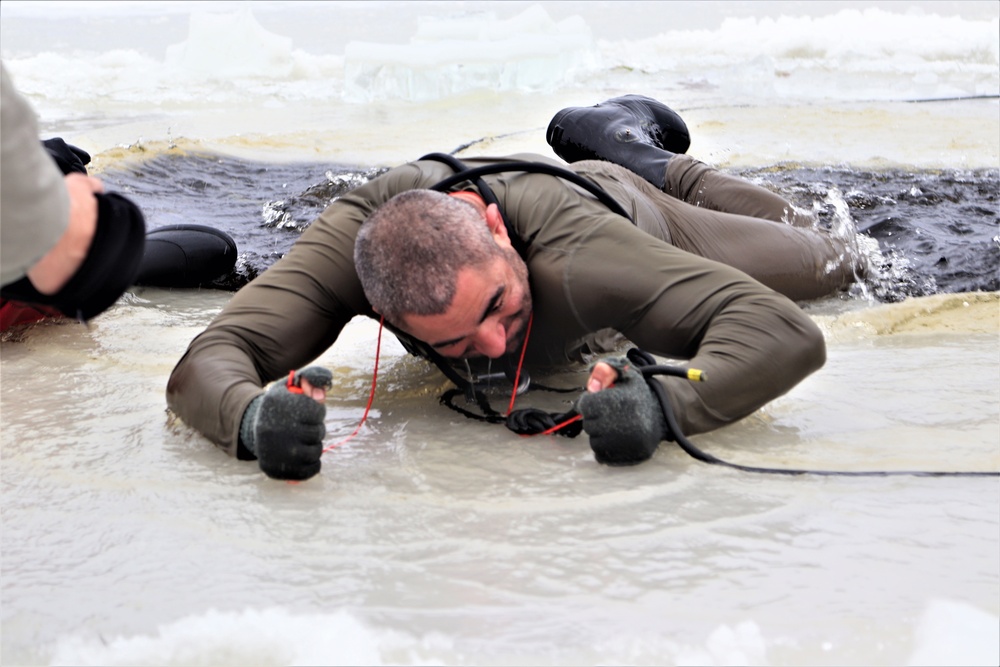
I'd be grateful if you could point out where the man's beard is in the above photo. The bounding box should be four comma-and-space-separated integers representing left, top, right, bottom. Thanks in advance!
502, 245, 533, 355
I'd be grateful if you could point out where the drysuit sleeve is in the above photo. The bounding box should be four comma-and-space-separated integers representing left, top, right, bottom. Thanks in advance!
558, 214, 826, 437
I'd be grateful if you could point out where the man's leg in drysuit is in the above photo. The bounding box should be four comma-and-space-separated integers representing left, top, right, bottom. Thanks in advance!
576, 162, 864, 302
647, 184, 863, 301
663, 154, 816, 228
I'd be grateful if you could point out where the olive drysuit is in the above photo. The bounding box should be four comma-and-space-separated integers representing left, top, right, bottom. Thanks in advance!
167, 153, 862, 457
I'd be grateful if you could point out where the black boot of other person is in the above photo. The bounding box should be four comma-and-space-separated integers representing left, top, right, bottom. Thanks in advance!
546, 95, 690, 189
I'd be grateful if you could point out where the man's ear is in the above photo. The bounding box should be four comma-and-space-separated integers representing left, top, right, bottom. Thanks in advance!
485, 203, 512, 249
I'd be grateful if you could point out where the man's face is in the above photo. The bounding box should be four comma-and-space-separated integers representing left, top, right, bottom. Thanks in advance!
400, 246, 532, 359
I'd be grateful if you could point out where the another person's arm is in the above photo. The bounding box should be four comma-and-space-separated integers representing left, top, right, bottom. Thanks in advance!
25, 173, 103, 293
0, 63, 101, 290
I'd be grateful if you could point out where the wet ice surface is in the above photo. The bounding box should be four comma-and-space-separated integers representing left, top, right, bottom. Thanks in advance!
1, 294, 998, 666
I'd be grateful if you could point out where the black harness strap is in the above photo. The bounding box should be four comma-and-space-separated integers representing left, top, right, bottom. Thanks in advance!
420, 152, 529, 257
421, 154, 634, 224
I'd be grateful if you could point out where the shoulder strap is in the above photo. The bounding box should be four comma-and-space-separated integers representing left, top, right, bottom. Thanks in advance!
420, 152, 527, 257
420, 152, 634, 258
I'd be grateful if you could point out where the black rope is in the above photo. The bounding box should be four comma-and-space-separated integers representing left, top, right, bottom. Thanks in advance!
440, 383, 583, 437
439, 348, 998, 477
440, 387, 506, 424
506, 406, 583, 437
624, 349, 1000, 478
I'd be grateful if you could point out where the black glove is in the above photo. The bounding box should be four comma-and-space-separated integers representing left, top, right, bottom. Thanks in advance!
239, 367, 333, 481
576, 357, 667, 466
42, 138, 92, 175
0, 192, 146, 321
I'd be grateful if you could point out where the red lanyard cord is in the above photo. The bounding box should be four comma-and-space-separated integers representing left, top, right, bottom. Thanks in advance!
504, 311, 583, 437
505, 312, 533, 416
323, 310, 580, 458
322, 316, 383, 454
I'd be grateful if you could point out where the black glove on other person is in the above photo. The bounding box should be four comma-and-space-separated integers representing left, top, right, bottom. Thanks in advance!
42, 138, 91, 175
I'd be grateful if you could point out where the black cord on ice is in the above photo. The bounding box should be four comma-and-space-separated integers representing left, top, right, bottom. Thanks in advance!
626, 348, 1000, 479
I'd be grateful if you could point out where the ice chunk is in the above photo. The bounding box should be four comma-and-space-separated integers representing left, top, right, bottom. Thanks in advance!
343, 5, 598, 102
166, 8, 294, 79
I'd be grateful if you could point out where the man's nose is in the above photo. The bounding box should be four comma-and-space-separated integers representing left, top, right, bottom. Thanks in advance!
473, 322, 507, 358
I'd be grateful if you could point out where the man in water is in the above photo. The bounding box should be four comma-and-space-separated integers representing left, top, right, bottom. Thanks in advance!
167, 95, 865, 481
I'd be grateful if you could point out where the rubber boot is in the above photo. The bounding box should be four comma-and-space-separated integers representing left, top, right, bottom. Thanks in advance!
546, 94, 690, 189
134, 224, 238, 288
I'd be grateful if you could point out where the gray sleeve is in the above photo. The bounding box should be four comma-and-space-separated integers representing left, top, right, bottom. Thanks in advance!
0, 62, 70, 287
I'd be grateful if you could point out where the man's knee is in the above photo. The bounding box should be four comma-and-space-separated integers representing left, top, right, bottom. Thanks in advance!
792, 311, 827, 376
759, 296, 827, 383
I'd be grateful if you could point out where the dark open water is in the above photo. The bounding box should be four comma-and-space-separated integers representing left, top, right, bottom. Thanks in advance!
755, 166, 1000, 300
100, 151, 999, 301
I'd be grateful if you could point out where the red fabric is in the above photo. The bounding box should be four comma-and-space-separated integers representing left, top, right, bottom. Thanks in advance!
0, 299, 64, 332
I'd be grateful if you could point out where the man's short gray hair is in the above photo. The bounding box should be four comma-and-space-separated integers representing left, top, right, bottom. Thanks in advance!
354, 190, 502, 322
